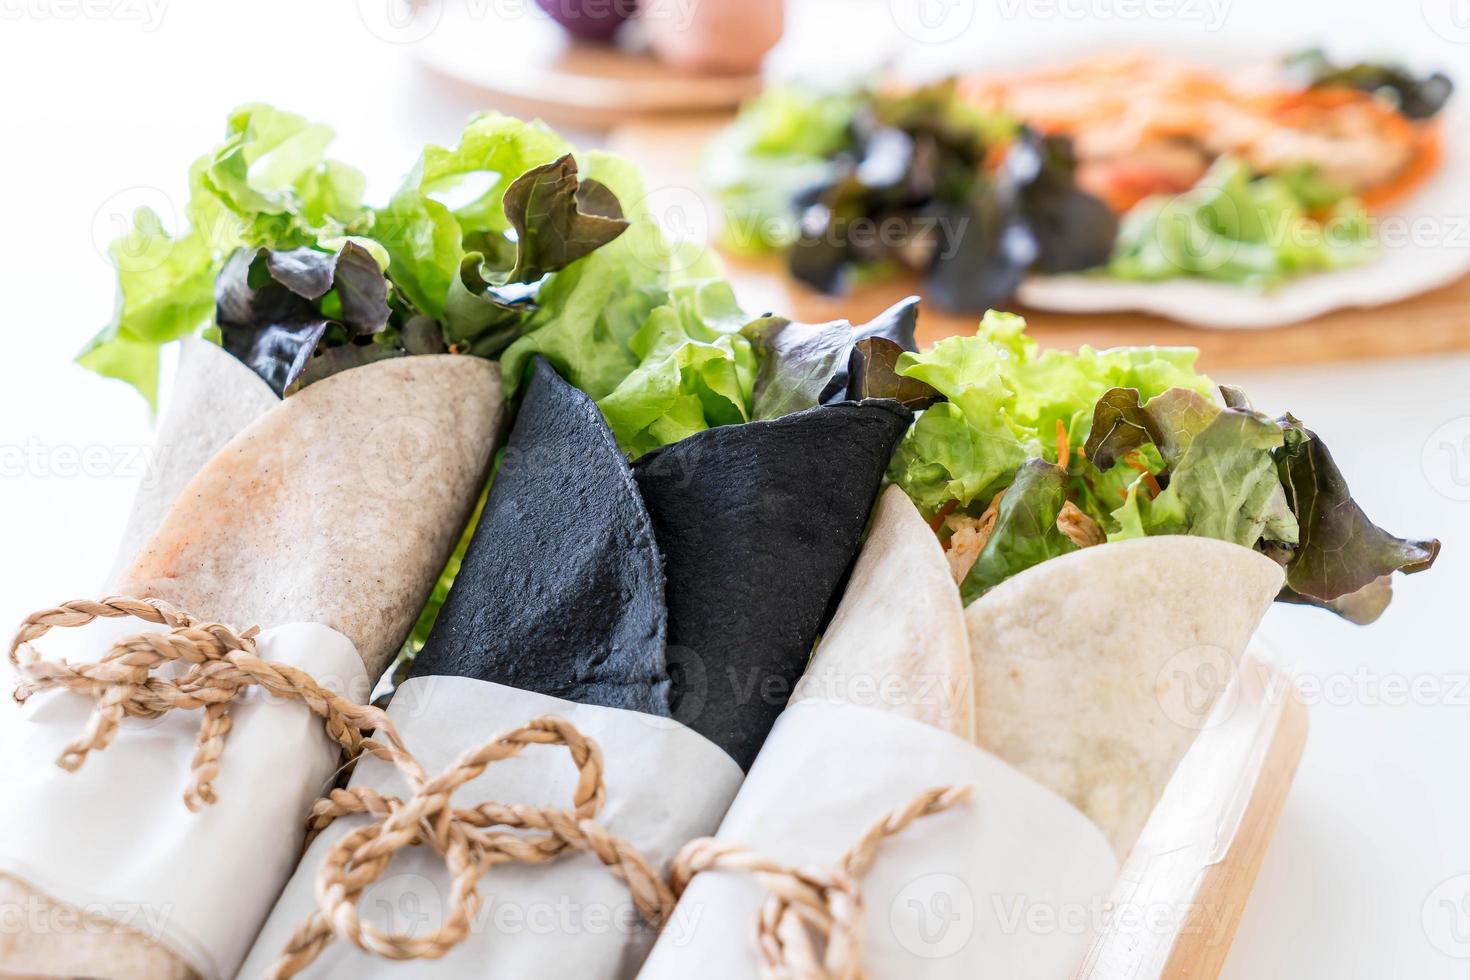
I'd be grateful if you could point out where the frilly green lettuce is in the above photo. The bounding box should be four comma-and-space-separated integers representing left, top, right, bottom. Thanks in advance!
887, 312, 1437, 621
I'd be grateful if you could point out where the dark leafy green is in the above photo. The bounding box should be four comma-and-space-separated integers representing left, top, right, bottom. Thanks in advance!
716, 83, 1117, 312
848, 338, 942, 408
1273, 414, 1440, 607
215, 242, 390, 395
742, 296, 924, 419
1285, 48, 1454, 120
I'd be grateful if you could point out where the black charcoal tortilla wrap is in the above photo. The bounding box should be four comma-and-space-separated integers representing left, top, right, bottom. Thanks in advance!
408, 356, 911, 769
238, 356, 909, 978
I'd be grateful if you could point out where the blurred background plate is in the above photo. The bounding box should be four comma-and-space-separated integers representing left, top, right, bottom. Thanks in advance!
410, 0, 763, 126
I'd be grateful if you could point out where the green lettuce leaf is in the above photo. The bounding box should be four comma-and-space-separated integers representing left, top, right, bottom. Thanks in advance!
1147, 406, 1299, 548
886, 401, 1028, 517
1109, 155, 1376, 288
79, 105, 371, 406
201, 104, 368, 247
373, 115, 574, 325
887, 314, 1436, 621
887, 311, 1212, 519
959, 459, 1077, 602
78, 202, 220, 407
595, 280, 755, 456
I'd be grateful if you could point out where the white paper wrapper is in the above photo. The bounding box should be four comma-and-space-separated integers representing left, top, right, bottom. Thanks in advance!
0, 619, 368, 980
108, 337, 278, 583
239, 675, 746, 979
637, 700, 1119, 979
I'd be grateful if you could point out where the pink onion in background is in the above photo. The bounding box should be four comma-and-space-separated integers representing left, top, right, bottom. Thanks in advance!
535, 0, 637, 42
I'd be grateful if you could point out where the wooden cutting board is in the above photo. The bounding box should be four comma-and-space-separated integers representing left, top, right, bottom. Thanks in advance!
609, 117, 1470, 370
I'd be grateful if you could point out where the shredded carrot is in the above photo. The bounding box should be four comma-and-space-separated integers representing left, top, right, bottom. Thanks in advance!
1055, 419, 1070, 470
930, 499, 959, 537
1361, 124, 1443, 211
1123, 450, 1164, 498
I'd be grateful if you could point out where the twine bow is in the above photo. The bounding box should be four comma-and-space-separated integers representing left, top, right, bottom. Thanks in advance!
268, 714, 677, 978
10, 598, 973, 980
670, 784, 973, 980
8, 596, 395, 810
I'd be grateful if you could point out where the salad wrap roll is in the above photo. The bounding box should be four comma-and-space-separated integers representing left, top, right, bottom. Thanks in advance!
0, 354, 504, 980
240, 357, 910, 978
640, 315, 1437, 978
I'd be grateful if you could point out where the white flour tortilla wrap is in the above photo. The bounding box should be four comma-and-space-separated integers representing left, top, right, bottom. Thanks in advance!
107, 338, 278, 584
964, 535, 1285, 857
0, 354, 503, 980
793, 485, 974, 739
797, 498, 1290, 857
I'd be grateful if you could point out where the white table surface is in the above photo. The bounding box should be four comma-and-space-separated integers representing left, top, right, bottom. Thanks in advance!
1, 1, 1466, 977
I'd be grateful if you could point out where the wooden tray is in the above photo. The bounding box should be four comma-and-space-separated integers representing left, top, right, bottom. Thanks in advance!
609, 117, 1470, 370
1077, 658, 1308, 979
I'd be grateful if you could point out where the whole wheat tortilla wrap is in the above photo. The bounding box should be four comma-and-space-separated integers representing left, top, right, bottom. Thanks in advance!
117, 353, 503, 680
0, 353, 503, 980
107, 337, 279, 583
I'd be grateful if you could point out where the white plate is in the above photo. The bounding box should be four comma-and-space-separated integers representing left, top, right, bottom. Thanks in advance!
1018, 111, 1470, 328
897, 41, 1470, 328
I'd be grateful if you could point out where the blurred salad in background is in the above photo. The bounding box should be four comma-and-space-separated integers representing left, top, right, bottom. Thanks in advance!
711, 49, 1452, 310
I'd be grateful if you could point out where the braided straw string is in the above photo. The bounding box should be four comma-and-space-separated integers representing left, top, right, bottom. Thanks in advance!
268, 714, 677, 978
670, 784, 973, 980
8, 596, 399, 810
11, 598, 972, 979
